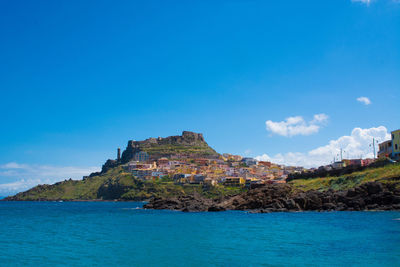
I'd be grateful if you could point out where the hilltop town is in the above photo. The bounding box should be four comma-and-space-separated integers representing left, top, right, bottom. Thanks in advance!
92, 131, 305, 188
94, 129, 400, 188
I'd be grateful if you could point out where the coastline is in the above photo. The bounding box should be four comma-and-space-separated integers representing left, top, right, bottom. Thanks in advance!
144, 181, 400, 213
1, 198, 399, 214
3, 180, 400, 214
0, 198, 150, 202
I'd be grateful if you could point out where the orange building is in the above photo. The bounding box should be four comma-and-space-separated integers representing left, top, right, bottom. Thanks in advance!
258, 161, 272, 168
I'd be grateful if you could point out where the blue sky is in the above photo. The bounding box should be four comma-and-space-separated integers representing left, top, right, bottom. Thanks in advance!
0, 0, 399, 194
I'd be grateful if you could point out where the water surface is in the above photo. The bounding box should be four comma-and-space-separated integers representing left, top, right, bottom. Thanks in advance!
0, 201, 399, 266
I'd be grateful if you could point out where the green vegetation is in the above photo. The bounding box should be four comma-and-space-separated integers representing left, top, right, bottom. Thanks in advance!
289, 163, 400, 191
7, 166, 245, 201
8, 167, 123, 200
9, 162, 400, 201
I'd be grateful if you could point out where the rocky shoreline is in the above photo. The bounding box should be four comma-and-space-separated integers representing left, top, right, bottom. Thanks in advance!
143, 181, 400, 212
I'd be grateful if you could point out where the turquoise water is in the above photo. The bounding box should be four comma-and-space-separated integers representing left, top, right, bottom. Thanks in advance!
0, 202, 399, 266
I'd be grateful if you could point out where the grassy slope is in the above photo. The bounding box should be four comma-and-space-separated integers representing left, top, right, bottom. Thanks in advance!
289, 163, 400, 191
8, 167, 122, 200
8, 166, 244, 201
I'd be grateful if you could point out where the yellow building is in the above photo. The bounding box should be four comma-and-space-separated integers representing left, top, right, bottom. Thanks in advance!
392, 129, 400, 160
224, 177, 245, 186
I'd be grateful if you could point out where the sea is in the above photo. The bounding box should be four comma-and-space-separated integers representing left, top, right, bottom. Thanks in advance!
0, 201, 399, 267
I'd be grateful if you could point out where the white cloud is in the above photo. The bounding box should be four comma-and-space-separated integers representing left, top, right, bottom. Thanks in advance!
311, 113, 329, 123
352, 0, 372, 5
0, 179, 51, 195
352, 0, 400, 5
1, 162, 29, 169
265, 113, 328, 137
256, 126, 391, 168
0, 163, 100, 196
357, 96, 371, 105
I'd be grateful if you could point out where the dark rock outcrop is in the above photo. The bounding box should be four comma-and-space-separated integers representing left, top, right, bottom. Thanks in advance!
144, 182, 400, 212
144, 193, 225, 212
101, 159, 119, 174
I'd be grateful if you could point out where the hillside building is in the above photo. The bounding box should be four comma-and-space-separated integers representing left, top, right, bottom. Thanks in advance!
157, 157, 169, 167
378, 140, 393, 159
377, 129, 400, 161
224, 177, 246, 186
392, 129, 400, 160
242, 157, 258, 166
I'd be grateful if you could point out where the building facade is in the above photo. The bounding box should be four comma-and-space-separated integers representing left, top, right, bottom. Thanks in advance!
242, 157, 258, 166
377, 129, 400, 161
224, 177, 245, 186
392, 129, 400, 160
378, 140, 392, 159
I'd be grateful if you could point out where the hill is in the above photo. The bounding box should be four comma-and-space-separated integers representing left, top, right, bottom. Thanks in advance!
101, 131, 219, 173
3, 166, 244, 201
2, 131, 230, 201
5, 163, 400, 202
121, 131, 218, 162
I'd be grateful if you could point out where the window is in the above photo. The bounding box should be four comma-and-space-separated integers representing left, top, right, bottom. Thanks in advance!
396, 144, 398, 150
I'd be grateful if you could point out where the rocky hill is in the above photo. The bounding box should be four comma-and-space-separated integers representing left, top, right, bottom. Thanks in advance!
121, 131, 218, 162
101, 131, 219, 173
3, 131, 223, 201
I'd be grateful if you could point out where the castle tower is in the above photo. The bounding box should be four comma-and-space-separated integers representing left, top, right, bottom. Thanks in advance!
117, 148, 121, 161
